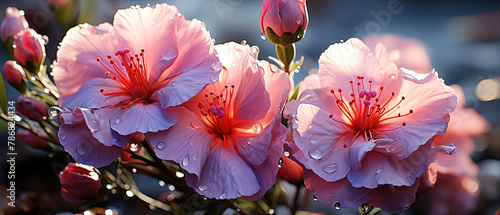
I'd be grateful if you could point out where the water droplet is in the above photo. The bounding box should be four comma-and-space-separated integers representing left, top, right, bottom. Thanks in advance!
60, 133, 67, 140
284, 149, 290, 157
12, 44, 17, 49
168, 185, 175, 191
43, 88, 49, 93
322, 164, 338, 173
295, 16, 301, 24
203, 196, 208, 200
334, 202, 341, 209
77, 143, 88, 155
251, 46, 260, 54
210, 75, 219, 82
126, 190, 134, 197
376, 169, 383, 174
176, 12, 182, 17
112, 38, 119, 46
113, 137, 118, 142
270, 64, 279, 73
199, 184, 208, 191
260, 33, 266, 40
390, 74, 396, 79
78, 23, 96, 36
252, 123, 263, 134
175, 171, 185, 178
156, 142, 165, 150
65, 59, 76, 71
130, 143, 141, 152
188, 136, 197, 146
246, 138, 253, 144
161, 48, 178, 60
269, 208, 275, 214
30, 76, 36, 81
313, 195, 317, 201
219, 192, 227, 199
114, 118, 122, 124
296, 34, 302, 39
132, 168, 137, 173
41, 35, 49, 45
19, 10, 25, 16
182, 155, 189, 167
308, 149, 323, 160
211, 61, 222, 71
278, 157, 284, 168
360, 203, 372, 213
240, 40, 247, 46
88, 119, 100, 131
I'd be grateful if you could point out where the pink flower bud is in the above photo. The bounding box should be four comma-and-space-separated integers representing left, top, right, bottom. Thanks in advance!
260, 0, 308, 43
59, 163, 102, 203
0, 7, 29, 42
17, 128, 47, 149
16, 95, 49, 121
278, 155, 303, 184
13, 29, 46, 66
2, 60, 25, 87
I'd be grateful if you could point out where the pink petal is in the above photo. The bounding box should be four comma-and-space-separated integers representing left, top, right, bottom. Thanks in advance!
288, 103, 353, 182
145, 106, 212, 176
58, 123, 122, 167
259, 59, 291, 126
279, 0, 303, 34
186, 142, 260, 199
75, 107, 130, 147
297, 74, 320, 97
262, 0, 284, 36
53, 23, 119, 99
110, 103, 178, 135
232, 123, 272, 166
59, 77, 130, 109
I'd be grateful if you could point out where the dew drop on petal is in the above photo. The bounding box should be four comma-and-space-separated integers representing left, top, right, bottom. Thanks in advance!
252, 123, 263, 134
322, 164, 338, 173
219, 192, 227, 199
60, 133, 67, 140
188, 136, 196, 146
296, 34, 302, 39
132, 168, 137, 173
156, 142, 165, 150
175, 171, 184, 178
158, 180, 165, 186
313, 195, 317, 201
240, 40, 247, 46
295, 16, 301, 24
246, 137, 253, 144
278, 157, 284, 168
114, 118, 122, 124
335, 202, 341, 209
390, 74, 396, 79
78, 23, 96, 36
65, 60, 76, 71
161, 48, 178, 60
251, 46, 260, 55
260, 33, 266, 40
376, 169, 383, 174
210, 75, 219, 83
113, 137, 118, 142
211, 61, 222, 71
284, 149, 290, 157
182, 155, 189, 167
77, 143, 88, 155
198, 184, 208, 191
360, 203, 372, 213
308, 149, 323, 160
203, 196, 208, 200
130, 143, 141, 152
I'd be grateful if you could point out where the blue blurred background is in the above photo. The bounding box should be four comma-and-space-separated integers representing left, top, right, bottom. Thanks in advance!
1, 0, 500, 214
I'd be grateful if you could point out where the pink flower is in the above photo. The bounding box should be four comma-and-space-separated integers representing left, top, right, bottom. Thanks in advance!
260, 0, 308, 44
0, 7, 28, 42
284, 38, 457, 213
2, 60, 25, 88
16, 95, 49, 121
364, 34, 431, 74
53, 4, 220, 167
146, 42, 290, 200
59, 163, 102, 203
13, 29, 46, 66
425, 85, 489, 214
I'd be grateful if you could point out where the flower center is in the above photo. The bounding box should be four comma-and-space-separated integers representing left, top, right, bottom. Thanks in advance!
96, 48, 180, 108
198, 84, 235, 141
328, 76, 413, 148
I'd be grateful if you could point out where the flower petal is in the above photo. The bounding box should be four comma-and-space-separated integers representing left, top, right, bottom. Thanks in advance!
58, 123, 122, 167
60, 77, 130, 109
145, 106, 212, 176
110, 103, 178, 135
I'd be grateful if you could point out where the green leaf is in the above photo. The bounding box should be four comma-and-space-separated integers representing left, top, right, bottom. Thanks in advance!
288, 85, 300, 102
0, 73, 8, 114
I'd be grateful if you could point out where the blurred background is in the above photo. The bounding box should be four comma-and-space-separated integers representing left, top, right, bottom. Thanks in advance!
1, 0, 499, 214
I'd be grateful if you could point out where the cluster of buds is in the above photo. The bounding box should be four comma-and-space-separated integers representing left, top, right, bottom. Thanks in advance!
260, 0, 308, 74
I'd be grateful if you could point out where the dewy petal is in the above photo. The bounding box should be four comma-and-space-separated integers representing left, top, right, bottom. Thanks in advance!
186, 142, 260, 199
110, 103, 178, 135
60, 77, 130, 109
75, 107, 130, 147
347, 140, 438, 189
54, 23, 119, 100
288, 103, 353, 182
58, 123, 122, 168
146, 107, 212, 176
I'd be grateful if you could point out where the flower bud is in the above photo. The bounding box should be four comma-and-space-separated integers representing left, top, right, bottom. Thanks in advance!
59, 163, 102, 203
13, 29, 46, 67
0, 7, 29, 42
260, 0, 308, 46
278, 155, 303, 184
17, 128, 47, 149
16, 95, 49, 121
2, 60, 26, 89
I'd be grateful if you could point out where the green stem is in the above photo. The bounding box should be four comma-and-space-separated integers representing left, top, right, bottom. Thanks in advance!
275, 44, 296, 74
